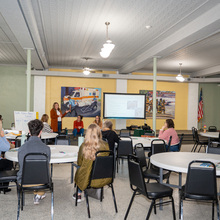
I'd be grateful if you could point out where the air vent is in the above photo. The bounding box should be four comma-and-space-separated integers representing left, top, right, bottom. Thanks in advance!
102, 74, 109, 77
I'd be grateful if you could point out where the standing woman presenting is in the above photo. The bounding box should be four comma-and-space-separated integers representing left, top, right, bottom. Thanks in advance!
50, 102, 69, 133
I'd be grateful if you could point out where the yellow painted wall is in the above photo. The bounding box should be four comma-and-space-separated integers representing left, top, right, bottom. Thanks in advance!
127, 80, 188, 130
45, 76, 116, 130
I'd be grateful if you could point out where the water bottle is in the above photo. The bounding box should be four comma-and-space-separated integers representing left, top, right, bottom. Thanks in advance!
21, 133, 26, 145
204, 125, 206, 133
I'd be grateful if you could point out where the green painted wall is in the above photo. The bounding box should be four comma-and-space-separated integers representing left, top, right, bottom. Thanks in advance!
198, 83, 220, 130
0, 66, 34, 129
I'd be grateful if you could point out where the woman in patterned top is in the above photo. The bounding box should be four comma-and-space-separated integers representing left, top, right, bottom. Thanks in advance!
41, 114, 53, 133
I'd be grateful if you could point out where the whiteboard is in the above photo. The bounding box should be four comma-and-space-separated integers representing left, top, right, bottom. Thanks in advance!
14, 111, 37, 133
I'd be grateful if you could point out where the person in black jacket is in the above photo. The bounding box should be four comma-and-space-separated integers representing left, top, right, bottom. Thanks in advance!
102, 120, 119, 152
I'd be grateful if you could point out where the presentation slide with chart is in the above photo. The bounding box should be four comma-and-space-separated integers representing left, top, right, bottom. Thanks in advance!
103, 93, 146, 119
14, 111, 37, 132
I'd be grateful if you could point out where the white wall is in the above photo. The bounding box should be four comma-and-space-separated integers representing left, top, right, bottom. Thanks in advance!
187, 83, 199, 130
115, 79, 127, 129
34, 75, 46, 120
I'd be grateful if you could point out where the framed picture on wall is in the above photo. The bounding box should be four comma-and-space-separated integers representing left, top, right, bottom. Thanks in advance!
61, 87, 101, 117
140, 90, 176, 119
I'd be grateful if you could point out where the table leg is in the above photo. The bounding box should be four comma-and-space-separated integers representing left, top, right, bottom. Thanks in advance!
179, 172, 182, 193
51, 164, 53, 177
159, 167, 163, 210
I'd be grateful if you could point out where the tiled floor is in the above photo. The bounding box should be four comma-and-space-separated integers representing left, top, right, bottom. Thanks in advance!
1, 144, 219, 220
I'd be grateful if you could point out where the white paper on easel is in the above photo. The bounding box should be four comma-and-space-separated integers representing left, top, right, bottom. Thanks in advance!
78, 136, 84, 147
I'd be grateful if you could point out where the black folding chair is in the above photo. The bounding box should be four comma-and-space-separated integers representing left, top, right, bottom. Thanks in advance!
75, 150, 117, 218
134, 143, 170, 184
55, 135, 71, 145
209, 126, 217, 132
192, 127, 208, 152
0, 170, 18, 194
125, 155, 176, 220
120, 129, 130, 137
180, 160, 219, 220
116, 138, 133, 173
17, 153, 54, 220
167, 136, 172, 152
178, 133, 184, 152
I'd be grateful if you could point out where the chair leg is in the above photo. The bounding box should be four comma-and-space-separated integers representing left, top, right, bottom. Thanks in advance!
84, 189, 91, 218
180, 199, 183, 220
171, 196, 176, 220
21, 191, 24, 211
100, 187, 103, 202
110, 184, 118, 213
117, 158, 118, 173
51, 184, 54, 220
124, 190, 136, 220
17, 190, 20, 220
193, 143, 198, 152
191, 143, 196, 152
153, 200, 156, 215
198, 144, 202, 152
75, 186, 78, 207
212, 201, 214, 220
146, 200, 154, 220
216, 200, 219, 220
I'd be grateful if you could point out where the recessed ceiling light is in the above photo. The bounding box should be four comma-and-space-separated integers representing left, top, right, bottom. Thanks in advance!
145, 25, 152, 29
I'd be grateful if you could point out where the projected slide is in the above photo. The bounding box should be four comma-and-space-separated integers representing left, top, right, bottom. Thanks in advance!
104, 93, 146, 119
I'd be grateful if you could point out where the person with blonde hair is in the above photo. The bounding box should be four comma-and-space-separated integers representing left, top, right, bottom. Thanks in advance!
102, 120, 119, 152
41, 114, 53, 133
73, 123, 111, 202
93, 115, 102, 128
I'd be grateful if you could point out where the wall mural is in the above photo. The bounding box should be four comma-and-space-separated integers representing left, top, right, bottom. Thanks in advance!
139, 90, 176, 119
61, 87, 101, 117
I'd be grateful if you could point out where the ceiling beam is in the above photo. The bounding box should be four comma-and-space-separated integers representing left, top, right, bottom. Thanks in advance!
191, 64, 220, 77
31, 70, 220, 83
0, 0, 46, 69
119, 3, 220, 74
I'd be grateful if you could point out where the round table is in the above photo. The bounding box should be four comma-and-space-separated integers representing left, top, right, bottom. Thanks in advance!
41, 133, 58, 140
200, 132, 219, 139
120, 137, 159, 148
5, 145, 79, 183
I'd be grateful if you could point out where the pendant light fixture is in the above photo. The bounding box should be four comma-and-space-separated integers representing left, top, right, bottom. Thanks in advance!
176, 63, 185, 82
100, 22, 115, 58
83, 58, 90, 75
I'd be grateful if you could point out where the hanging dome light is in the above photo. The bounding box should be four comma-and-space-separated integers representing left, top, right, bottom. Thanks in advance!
176, 63, 185, 82
100, 22, 115, 58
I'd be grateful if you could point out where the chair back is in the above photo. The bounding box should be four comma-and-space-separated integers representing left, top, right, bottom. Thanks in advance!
127, 154, 147, 197
120, 129, 130, 137
166, 136, 172, 152
151, 139, 166, 155
178, 133, 184, 152
134, 143, 147, 168
207, 146, 220, 154
208, 126, 217, 132
193, 128, 199, 142
192, 127, 196, 142
21, 153, 50, 185
117, 138, 133, 157
185, 160, 217, 198
90, 150, 114, 183
56, 136, 70, 145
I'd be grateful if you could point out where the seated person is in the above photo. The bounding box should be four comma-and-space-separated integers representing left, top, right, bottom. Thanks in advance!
159, 119, 180, 151
0, 121, 13, 193
17, 119, 51, 205
73, 115, 84, 139
73, 123, 111, 202
102, 120, 119, 152
93, 115, 102, 129
41, 114, 53, 133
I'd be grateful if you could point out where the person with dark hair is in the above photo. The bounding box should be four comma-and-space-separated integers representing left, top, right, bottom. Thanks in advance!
50, 102, 69, 133
159, 119, 180, 151
73, 115, 84, 139
0, 120, 13, 193
17, 119, 51, 205
102, 120, 119, 152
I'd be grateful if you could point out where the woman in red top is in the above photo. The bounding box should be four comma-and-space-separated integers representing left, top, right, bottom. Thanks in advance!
73, 115, 84, 139
50, 102, 69, 133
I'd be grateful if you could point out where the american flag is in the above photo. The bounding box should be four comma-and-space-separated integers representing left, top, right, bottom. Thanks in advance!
198, 88, 203, 122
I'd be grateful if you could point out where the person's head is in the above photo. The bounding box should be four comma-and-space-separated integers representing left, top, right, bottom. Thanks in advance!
68, 96, 71, 100
83, 123, 102, 161
28, 119, 43, 136
77, 115, 83, 122
95, 115, 100, 123
41, 114, 49, 123
0, 115, 2, 122
103, 120, 113, 130
53, 102, 60, 111
165, 119, 174, 129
